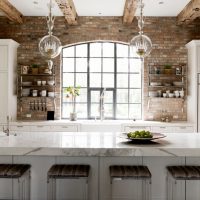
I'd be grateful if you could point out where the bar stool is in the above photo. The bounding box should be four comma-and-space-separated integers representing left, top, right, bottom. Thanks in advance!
0, 164, 31, 200
110, 165, 152, 200
167, 166, 200, 200
47, 164, 90, 200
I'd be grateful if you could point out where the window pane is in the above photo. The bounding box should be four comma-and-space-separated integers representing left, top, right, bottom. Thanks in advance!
130, 89, 141, 103
76, 58, 87, 72
91, 91, 100, 103
63, 58, 74, 72
103, 74, 114, 88
76, 73, 87, 87
63, 46, 74, 57
117, 89, 128, 103
76, 44, 87, 57
90, 43, 101, 57
91, 104, 100, 117
104, 91, 113, 103
104, 104, 113, 118
117, 44, 128, 57
63, 73, 74, 87
76, 88, 87, 102
130, 59, 141, 73
130, 74, 141, 88
103, 43, 114, 57
90, 73, 101, 87
62, 103, 71, 118
117, 74, 128, 88
117, 58, 128, 73
76, 103, 87, 118
129, 104, 141, 119
116, 104, 128, 119
90, 58, 101, 72
103, 58, 114, 72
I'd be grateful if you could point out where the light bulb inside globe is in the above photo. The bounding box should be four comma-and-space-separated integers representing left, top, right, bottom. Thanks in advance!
39, 35, 62, 59
130, 34, 152, 58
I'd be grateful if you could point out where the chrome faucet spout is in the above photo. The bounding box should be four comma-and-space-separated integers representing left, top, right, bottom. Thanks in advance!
3, 116, 10, 136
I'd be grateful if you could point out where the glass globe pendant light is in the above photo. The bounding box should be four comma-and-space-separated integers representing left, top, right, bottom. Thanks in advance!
130, 0, 152, 58
38, 0, 62, 74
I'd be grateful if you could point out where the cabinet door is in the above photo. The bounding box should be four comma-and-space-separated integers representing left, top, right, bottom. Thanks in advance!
174, 126, 194, 133
50, 125, 79, 132
0, 46, 8, 71
151, 126, 174, 133
123, 125, 151, 132
10, 125, 31, 132
30, 125, 52, 132
0, 73, 8, 123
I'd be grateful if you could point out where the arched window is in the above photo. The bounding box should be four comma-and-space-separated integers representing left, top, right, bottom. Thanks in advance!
62, 41, 142, 119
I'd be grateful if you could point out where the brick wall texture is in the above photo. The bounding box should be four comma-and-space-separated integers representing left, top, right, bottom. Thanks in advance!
0, 16, 199, 121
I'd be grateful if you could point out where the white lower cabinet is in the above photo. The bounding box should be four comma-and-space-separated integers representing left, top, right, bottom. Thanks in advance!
123, 125, 151, 132
50, 125, 80, 132
10, 125, 31, 132
151, 126, 174, 133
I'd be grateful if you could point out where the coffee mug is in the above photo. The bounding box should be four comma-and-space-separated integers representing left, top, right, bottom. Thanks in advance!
37, 80, 41, 86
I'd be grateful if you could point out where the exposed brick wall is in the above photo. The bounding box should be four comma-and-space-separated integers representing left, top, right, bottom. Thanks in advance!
0, 16, 199, 121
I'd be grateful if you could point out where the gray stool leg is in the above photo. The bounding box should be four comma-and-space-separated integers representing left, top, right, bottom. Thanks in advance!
18, 170, 31, 200
47, 177, 56, 200
85, 178, 88, 200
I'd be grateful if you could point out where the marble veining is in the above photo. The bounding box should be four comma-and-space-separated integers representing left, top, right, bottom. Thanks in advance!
0, 131, 199, 156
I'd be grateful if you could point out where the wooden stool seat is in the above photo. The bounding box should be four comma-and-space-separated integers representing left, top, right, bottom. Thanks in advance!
110, 165, 151, 179
167, 166, 200, 180
48, 164, 90, 178
0, 164, 31, 178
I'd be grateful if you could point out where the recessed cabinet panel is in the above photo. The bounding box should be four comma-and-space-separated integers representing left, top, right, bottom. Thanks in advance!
151, 126, 174, 133
197, 46, 200, 73
10, 125, 30, 132
50, 125, 79, 132
124, 126, 151, 132
0, 46, 8, 71
0, 73, 8, 123
174, 126, 194, 133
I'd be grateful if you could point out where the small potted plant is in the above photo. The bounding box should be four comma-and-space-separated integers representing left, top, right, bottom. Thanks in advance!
164, 64, 173, 74
65, 86, 81, 121
31, 64, 39, 75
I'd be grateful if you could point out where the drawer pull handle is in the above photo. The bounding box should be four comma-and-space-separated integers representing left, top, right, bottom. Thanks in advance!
61, 126, 68, 128
37, 126, 44, 128
17, 126, 23, 128
159, 127, 166, 129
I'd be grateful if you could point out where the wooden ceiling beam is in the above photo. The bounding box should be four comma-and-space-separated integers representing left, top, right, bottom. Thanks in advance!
123, 0, 138, 24
177, 0, 200, 25
0, 0, 23, 23
55, 0, 78, 25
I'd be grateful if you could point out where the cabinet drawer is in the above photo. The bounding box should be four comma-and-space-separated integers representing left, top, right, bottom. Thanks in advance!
10, 125, 30, 132
174, 126, 194, 133
30, 125, 52, 132
50, 125, 79, 132
151, 126, 174, 133
124, 126, 151, 132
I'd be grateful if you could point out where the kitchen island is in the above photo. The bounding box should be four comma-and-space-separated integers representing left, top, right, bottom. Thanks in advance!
0, 131, 200, 200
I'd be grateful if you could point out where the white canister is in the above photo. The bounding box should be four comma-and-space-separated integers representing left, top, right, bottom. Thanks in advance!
40, 90, 47, 97
179, 90, 184, 98
32, 90, 38, 97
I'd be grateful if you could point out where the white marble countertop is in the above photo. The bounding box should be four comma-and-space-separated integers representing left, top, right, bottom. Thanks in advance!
6, 120, 194, 127
0, 131, 199, 157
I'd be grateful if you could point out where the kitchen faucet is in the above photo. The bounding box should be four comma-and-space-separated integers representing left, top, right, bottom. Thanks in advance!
3, 116, 10, 136
100, 88, 106, 121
